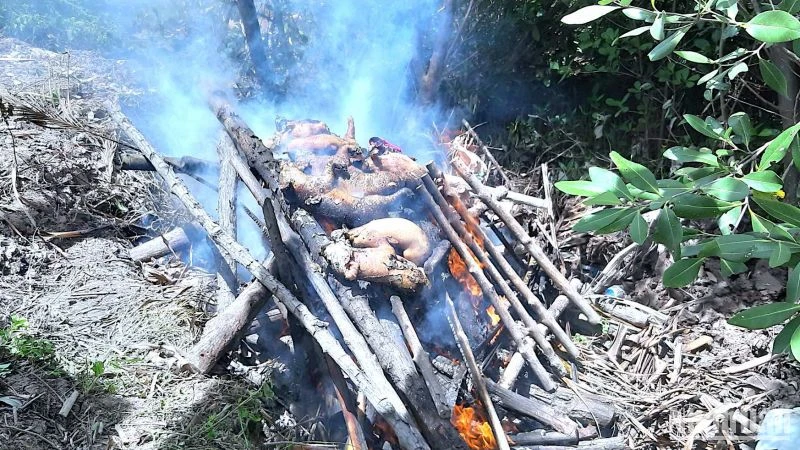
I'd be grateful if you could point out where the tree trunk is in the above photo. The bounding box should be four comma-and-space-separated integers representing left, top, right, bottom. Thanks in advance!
236, 0, 272, 92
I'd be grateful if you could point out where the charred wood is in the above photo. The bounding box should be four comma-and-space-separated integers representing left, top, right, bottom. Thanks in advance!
424, 239, 450, 275
390, 295, 451, 419
484, 378, 578, 436
527, 384, 616, 428
129, 226, 194, 262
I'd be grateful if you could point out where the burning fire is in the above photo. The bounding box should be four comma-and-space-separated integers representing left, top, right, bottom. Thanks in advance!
486, 305, 500, 327
452, 403, 497, 450
448, 248, 482, 297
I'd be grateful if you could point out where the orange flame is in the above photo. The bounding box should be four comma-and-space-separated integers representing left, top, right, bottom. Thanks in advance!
448, 248, 482, 298
452, 404, 497, 450
486, 306, 500, 327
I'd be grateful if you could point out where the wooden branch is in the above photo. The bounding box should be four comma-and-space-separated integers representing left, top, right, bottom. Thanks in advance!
528, 384, 616, 428
423, 239, 451, 275
129, 226, 192, 262
443, 174, 548, 209
235, 0, 273, 91
110, 107, 430, 450
485, 378, 577, 436
216, 132, 240, 309
416, 179, 556, 392
462, 119, 510, 186
417, 0, 454, 105
186, 265, 272, 373
390, 295, 451, 419
444, 292, 510, 450
451, 158, 601, 325
326, 355, 368, 450
511, 436, 625, 450
428, 163, 578, 361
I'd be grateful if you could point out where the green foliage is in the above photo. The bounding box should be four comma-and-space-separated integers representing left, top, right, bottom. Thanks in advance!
0, 316, 55, 376
559, 0, 800, 360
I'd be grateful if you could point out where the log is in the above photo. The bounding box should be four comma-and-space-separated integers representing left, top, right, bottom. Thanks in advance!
509, 430, 577, 446
186, 262, 272, 373
216, 132, 240, 309
129, 226, 193, 262
484, 379, 578, 436
527, 385, 616, 428
450, 158, 601, 325
512, 436, 625, 450
390, 296, 451, 419
418, 174, 556, 391
326, 355, 368, 450
445, 292, 510, 450
110, 106, 430, 450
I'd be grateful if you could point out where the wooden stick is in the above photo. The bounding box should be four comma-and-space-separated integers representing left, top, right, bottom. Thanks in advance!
128, 226, 191, 262
58, 390, 79, 418
110, 107, 430, 450
325, 355, 368, 450
428, 163, 578, 359
511, 436, 626, 450
462, 119, 510, 186
485, 378, 577, 436
451, 158, 601, 325
498, 352, 525, 390
423, 169, 571, 368
390, 295, 451, 419
416, 181, 556, 392
215, 132, 239, 309
444, 292, 510, 450
186, 263, 272, 373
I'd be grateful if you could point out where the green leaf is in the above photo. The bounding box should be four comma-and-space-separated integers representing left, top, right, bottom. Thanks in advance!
654, 208, 683, 256
573, 208, 629, 233
657, 179, 691, 199
788, 261, 800, 303
618, 26, 651, 39
650, 13, 665, 40
672, 194, 738, 219
622, 8, 657, 21
589, 167, 634, 200
663, 258, 705, 287
750, 211, 777, 233
698, 69, 719, 85
779, 0, 800, 14
720, 258, 748, 278
562, 5, 620, 24
583, 191, 623, 206
683, 114, 724, 140
629, 212, 648, 244
610, 151, 660, 194
701, 177, 749, 201
792, 136, 800, 171
729, 112, 753, 148
718, 205, 742, 235
741, 171, 783, 193
792, 325, 800, 361
728, 61, 749, 80
648, 26, 690, 61
760, 59, 789, 98
758, 123, 800, 170
773, 315, 800, 354
595, 208, 639, 233
674, 50, 714, 64
729, 302, 800, 329
663, 146, 719, 166
771, 242, 793, 267
555, 180, 606, 197
703, 233, 785, 261
752, 196, 800, 227
745, 10, 800, 43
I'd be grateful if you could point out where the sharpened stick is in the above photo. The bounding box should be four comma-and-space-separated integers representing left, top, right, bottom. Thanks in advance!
390, 296, 451, 419
110, 106, 430, 450
444, 292, 510, 450
451, 158, 601, 325
416, 181, 555, 392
